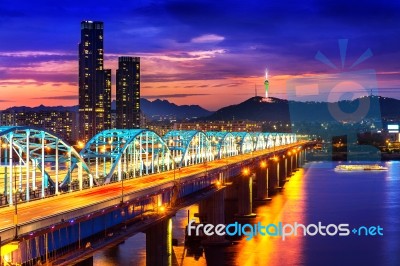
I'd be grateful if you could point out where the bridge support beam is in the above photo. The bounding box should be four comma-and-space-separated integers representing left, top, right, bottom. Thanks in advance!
145, 218, 172, 266
236, 172, 256, 218
255, 166, 271, 201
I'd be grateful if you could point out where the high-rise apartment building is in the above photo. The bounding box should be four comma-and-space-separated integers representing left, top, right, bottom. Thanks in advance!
116, 57, 141, 129
0, 110, 78, 142
78, 21, 111, 141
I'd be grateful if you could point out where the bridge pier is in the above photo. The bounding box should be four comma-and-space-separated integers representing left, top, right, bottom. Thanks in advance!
267, 159, 278, 193
236, 170, 256, 218
145, 218, 172, 266
279, 157, 288, 188
287, 155, 293, 177
255, 163, 271, 201
299, 150, 306, 167
199, 189, 229, 244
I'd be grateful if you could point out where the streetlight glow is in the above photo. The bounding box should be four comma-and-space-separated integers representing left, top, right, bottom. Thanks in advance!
260, 161, 267, 168
242, 167, 250, 176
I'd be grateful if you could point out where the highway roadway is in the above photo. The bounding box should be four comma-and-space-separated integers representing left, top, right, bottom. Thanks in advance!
0, 142, 305, 232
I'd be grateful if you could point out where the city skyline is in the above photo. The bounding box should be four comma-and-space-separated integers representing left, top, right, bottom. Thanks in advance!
0, 0, 399, 110
78, 21, 112, 141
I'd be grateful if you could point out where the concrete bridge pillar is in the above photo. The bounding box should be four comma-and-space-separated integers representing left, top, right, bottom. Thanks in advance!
218, 169, 229, 185
145, 218, 172, 266
302, 149, 307, 166
255, 162, 271, 201
236, 170, 256, 218
199, 189, 228, 244
224, 182, 237, 201
268, 159, 278, 193
287, 155, 293, 177
296, 151, 301, 167
293, 152, 298, 170
278, 157, 286, 189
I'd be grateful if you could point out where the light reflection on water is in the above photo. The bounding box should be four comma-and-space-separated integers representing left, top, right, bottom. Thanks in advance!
93, 162, 400, 266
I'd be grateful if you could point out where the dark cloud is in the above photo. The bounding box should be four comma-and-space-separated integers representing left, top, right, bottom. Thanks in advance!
3, 73, 76, 84
212, 83, 241, 88
143, 93, 210, 99
32, 95, 77, 100
0, 99, 15, 102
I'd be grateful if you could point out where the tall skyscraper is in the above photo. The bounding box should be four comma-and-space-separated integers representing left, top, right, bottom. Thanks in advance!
116, 57, 141, 129
78, 21, 111, 141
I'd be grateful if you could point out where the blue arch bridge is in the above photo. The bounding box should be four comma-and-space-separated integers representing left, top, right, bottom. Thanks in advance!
0, 126, 314, 265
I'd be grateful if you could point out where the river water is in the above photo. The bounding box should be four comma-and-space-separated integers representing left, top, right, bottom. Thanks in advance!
93, 161, 400, 266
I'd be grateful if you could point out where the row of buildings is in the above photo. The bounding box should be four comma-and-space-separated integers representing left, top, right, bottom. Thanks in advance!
0, 111, 78, 141
0, 108, 266, 143
78, 21, 140, 141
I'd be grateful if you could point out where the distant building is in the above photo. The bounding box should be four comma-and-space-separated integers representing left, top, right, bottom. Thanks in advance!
78, 21, 111, 141
174, 120, 263, 132
146, 121, 175, 136
145, 120, 263, 137
116, 57, 141, 129
0, 111, 78, 142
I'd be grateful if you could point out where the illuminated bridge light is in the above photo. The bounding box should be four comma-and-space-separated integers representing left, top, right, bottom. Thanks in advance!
260, 161, 267, 168
242, 167, 250, 176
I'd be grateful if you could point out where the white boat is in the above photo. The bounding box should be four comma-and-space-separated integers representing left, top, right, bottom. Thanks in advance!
335, 164, 388, 171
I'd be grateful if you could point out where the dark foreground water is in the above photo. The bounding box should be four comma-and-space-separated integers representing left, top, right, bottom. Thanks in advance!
93, 161, 400, 266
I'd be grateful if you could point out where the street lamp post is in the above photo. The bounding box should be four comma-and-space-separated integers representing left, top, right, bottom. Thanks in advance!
121, 172, 124, 204
13, 164, 18, 240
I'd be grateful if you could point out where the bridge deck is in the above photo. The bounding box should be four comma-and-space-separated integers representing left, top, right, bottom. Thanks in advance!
0, 142, 306, 237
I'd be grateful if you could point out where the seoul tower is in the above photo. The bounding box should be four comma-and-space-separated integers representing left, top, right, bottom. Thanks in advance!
264, 69, 269, 98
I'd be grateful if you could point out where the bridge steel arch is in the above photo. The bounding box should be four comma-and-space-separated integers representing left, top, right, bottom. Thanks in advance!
231, 132, 254, 154
251, 132, 267, 151
163, 130, 212, 167
291, 133, 297, 144
278, 133, 285, 145
285, 133, 292, 144
77, 129, 173, 185
0, 126, 92, 206
263, 133, 275, 149
206, 131, 238, 159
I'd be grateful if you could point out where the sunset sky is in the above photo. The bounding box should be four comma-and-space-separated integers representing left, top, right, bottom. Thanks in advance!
0, 0, 399, 111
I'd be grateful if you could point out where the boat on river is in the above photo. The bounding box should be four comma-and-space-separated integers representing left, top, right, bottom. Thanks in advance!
335, 164, 388, 171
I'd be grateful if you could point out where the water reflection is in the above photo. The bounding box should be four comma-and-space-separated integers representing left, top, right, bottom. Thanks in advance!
93, 162, 400, 266
233, 168, 306, 266
94, 233, 146, 266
